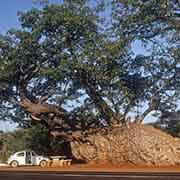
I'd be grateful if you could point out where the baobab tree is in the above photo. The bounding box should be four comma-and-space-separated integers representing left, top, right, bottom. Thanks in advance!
0, 0, 180, 165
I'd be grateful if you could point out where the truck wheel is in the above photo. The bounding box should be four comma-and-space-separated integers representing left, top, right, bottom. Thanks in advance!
11, 161, 18, 168
39, 160, 47, 168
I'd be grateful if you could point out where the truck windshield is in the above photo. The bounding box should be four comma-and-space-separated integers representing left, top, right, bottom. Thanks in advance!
17, 152, 24, 157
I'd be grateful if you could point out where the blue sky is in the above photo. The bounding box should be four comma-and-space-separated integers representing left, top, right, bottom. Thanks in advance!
0, 0, 63, 34
0, 0, 34, 33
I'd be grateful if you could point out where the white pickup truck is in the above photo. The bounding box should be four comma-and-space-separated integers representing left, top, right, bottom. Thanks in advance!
7, 150, 49, 167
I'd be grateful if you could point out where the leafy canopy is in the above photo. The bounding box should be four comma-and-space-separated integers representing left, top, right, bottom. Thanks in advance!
0, 0, 179, 130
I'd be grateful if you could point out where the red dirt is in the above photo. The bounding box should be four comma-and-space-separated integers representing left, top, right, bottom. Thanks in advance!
1, 164, 180, 172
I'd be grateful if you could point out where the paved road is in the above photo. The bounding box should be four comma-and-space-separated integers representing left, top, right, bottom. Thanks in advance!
0, 171, 180, 180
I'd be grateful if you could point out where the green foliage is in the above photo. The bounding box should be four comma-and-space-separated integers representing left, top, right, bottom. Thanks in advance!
0, 0, 179, 129
154, 111, 180, 138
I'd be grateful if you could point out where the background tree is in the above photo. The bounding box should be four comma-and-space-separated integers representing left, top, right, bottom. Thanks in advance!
154, 111, 180, 137
0, 123, 67, 162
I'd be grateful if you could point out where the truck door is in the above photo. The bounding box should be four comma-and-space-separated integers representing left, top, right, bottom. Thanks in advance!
31, 151, 37, 165
16, 152, 25, 165
25, 151, 32, 165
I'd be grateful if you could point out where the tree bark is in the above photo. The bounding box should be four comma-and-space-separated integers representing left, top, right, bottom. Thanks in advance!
70, 123, 180, 166
19, 97, 67, 119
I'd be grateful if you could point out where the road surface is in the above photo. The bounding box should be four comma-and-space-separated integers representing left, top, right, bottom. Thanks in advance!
0, 171, 180, 180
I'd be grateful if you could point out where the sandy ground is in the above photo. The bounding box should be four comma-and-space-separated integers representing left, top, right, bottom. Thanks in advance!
1, 164, 180, 173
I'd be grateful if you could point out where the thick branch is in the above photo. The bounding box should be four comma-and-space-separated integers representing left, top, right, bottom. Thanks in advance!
138, 107, 154, 124
18, 74, 71, 132
74, 69, 120, 125
19, 97, 66, 118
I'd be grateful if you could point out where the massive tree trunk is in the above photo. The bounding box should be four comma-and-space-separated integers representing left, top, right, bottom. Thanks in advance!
71, 123, 180, 166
